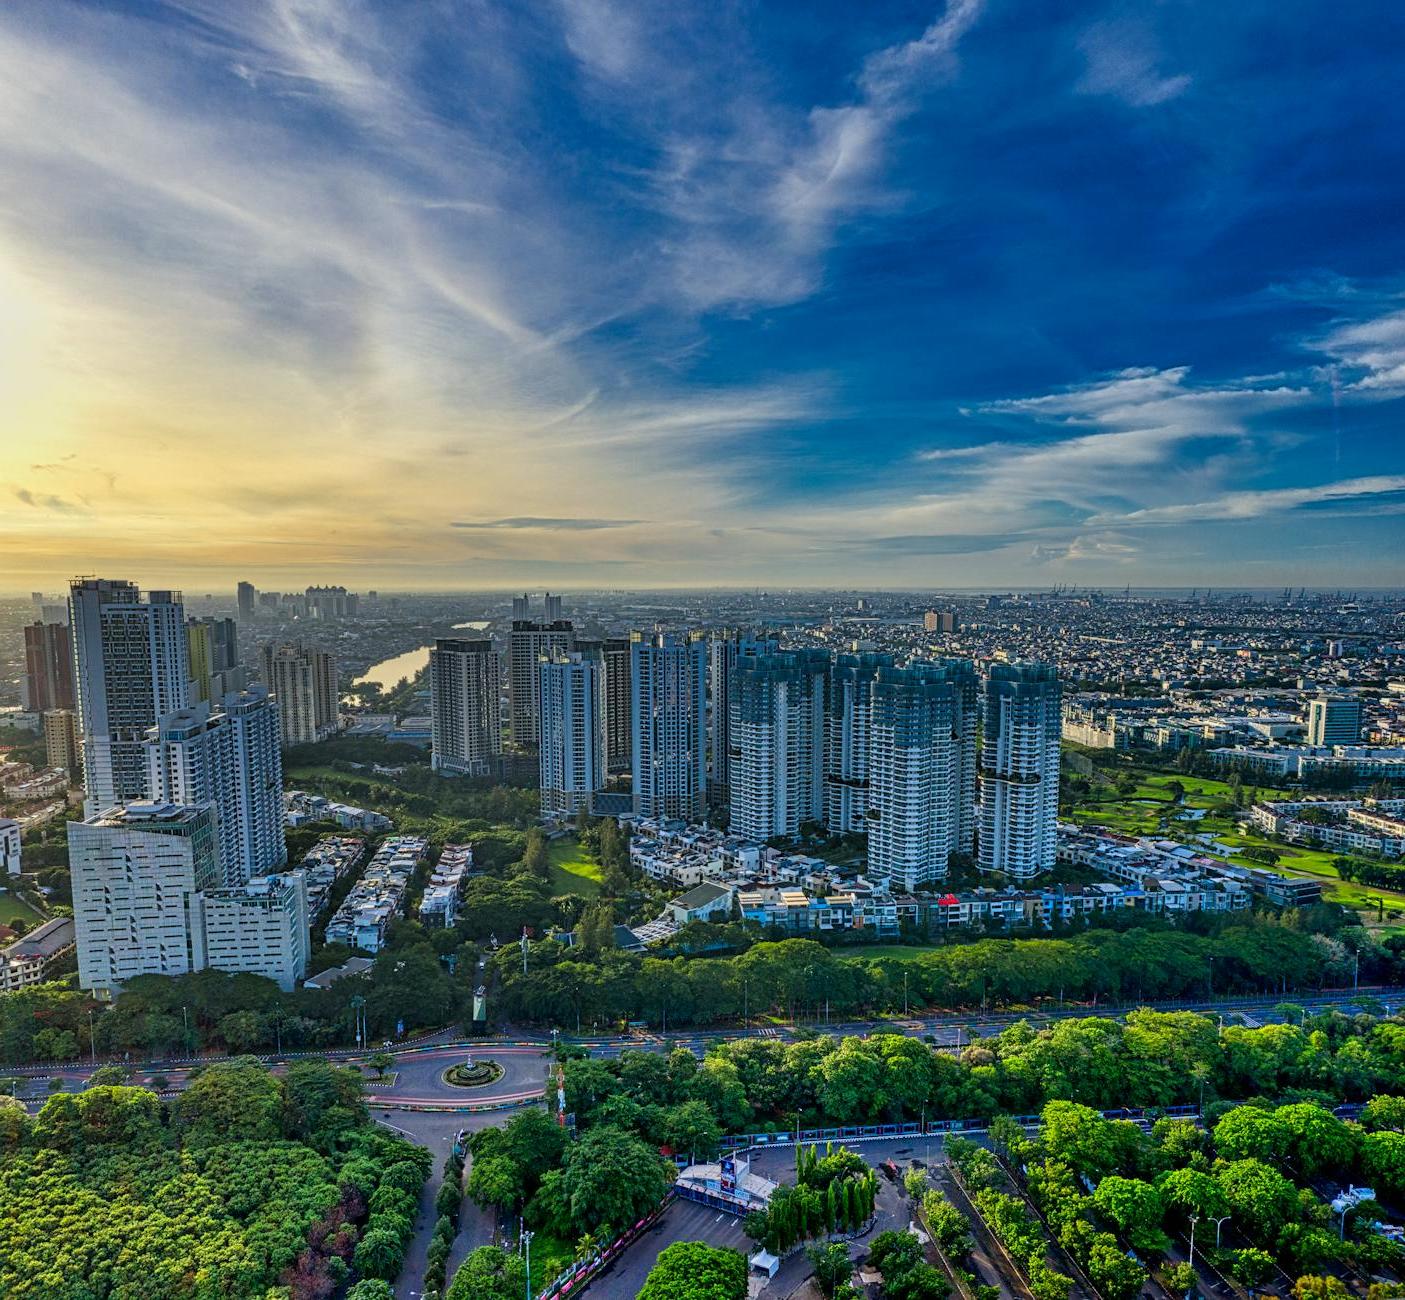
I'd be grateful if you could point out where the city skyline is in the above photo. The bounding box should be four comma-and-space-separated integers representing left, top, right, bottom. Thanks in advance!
3, 1, 1404, 590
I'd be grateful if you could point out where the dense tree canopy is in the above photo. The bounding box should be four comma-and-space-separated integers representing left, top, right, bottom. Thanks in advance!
0, 1058, 426, 1300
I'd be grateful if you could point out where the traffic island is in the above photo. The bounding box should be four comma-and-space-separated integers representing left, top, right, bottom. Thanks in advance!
442, 1059, 505, 1088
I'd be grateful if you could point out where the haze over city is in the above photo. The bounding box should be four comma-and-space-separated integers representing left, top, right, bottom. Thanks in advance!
3, 0, 1404, 590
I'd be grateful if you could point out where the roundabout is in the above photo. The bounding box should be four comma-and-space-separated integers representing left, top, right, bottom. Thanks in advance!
362, 1041, 552, 1112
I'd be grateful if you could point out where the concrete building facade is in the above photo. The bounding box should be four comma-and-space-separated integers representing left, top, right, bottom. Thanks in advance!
429, 638, 502, 777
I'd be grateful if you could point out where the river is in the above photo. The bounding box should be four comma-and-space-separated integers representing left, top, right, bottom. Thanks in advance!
352, 622, 492, 691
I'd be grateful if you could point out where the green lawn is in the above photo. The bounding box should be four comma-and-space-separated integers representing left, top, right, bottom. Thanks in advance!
0, 889, 44, 926
547, 836, 604, 898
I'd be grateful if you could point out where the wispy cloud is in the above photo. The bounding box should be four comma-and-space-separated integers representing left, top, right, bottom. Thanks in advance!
451, 517, 645, 531
1313, 307, 1405, 394
1076, 19, 1190, 107
1088, 476, 1405, 526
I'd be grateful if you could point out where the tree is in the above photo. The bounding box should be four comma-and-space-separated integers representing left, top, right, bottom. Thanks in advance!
368, 1051, 394, 1079
446, 1245, 528, 1300
353, 1228, 405, 1281
1091, 1177, 1168, 1254
904, 1168, 928, 1200
886, 1262, 950, 1300
347, 1284, 395, 1300
1213, 1107, 1290, 1164
1293, 1278, 1350, 1300
1363, 1096, 1405, 1132
1164, 1262, 1196, 1296
557, 1125, 674, 1236
1230, 1248, 1276, 1289
868, 1230, 924, 1280
1157, 1168, 1228, 1222
174, 1057, 283, 1143
467, 1154, 526, 1213
1216, 1160, 1299, 1239
807, 1242, 853, 1298
638, 1242, 748, 1300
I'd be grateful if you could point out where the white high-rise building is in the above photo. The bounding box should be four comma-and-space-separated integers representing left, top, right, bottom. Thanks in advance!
1307, 695, 1362, 748
143, 686, 286, 886
0, 819, 19, 876
978, 662, 1061, 881
823, 652, 894, 833
539, 651, 606, 816
867, 662, 975, 890
429, 638, 502, 777
707, 632, 778, 808
70, 580, 191, 816
69, 802, 220, 998
728, 650, 828, 842
260, 642, 339, 746
631, 631, 708, 822
199, 872, 310, 992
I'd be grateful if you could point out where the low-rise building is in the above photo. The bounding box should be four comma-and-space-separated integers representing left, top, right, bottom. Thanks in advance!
200, 873, 311, 991
0, 917, 76, 991
324, 835, 427, 953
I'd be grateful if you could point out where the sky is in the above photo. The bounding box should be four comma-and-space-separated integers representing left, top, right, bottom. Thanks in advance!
1, 0, 1404, 592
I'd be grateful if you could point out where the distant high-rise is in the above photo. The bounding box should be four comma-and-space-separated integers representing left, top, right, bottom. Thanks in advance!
823, 651, 894, 833
236, 581, 256, 621
305, 585, 358, 619
979, 662, 1061, 881
69, 802, 220, 998
1307, 695, 1362, 748
707, 632, 779, 807
143, 686, 286, 886
44, 709, 81, 779
512, 594, 530, 620
186, 616, 239, 704
631, 631, 708, 822
923, 610, 959, 634
22, 621, 74, 714
544, 592, 563, 622
429, 639, 502, 777
509, 618, 574, 747
601, 638, 633, 776
728, 650, 828, 842
260, 643, 339, 747
70, 580, 191, 816
539, 651, 606, 817
867, 662, 975, 890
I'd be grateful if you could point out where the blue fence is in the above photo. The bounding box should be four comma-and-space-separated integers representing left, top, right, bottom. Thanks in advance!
718, 1103, 1202, 1151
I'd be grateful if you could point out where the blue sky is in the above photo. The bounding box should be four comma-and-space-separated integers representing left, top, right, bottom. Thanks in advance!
1, 0, 1403, 588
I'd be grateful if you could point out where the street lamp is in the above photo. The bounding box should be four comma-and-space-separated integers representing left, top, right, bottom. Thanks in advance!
1211, 1214, 1231, 1247
1188, 1214, 1199, 1271
522, 1227, 534, 1300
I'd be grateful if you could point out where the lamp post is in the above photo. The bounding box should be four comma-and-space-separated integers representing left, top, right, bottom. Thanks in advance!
1211, 1214, 1231, 1247
182, 1005, 190, 1055
903, 971, 909, 1018
523, 1227, 534, 1300
89, 1009, 96, 1064
1188, 1214, 1199, 1271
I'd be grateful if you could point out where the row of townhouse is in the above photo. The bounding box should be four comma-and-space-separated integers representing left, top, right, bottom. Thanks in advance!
419, 842, 474, 928
284, 789, 393, 833
324, 835, 428, 953
1250, 796, 1405, 859
1058, 824, 1321, 908
295, 835, 367, 919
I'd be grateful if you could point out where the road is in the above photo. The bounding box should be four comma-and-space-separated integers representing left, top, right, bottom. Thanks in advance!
8, 986, 1397, 1298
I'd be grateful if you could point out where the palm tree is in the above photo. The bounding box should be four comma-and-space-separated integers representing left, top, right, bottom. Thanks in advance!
574, 1231, 602, 1265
